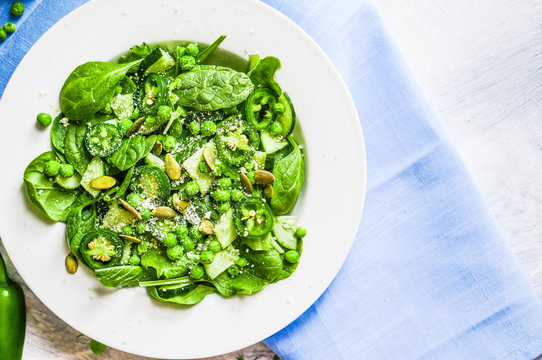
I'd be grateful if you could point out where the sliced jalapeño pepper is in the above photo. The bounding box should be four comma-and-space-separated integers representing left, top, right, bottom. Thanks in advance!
79, 230, 124, 269
245, 88, 277, 130
85, 123, 122, 157
215, 116, 260, 167
138, 73, 168, 115
234, 197, 274, 238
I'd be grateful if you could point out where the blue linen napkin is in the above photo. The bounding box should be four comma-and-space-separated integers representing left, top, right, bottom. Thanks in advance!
2, 1, 542, 359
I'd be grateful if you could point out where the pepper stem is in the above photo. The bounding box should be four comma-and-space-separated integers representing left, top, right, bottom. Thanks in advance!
0, 252, 8, 284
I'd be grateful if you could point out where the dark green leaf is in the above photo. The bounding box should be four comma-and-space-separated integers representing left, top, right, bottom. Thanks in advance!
249, 56, 282, 95
66, 204, 96, 260
108, 135, 157, 171
148, 284, 215, 305
141, 249, 189, 279
50, 114, 67, 154
23, 152, 81, 222
59, 59, 142, 121
170, 66, 254, 111
64, 123, 92, 175
94, 266, 156, 288
270, 137, 304, 215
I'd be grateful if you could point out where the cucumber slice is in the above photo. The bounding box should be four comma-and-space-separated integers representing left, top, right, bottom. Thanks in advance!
276, 92, 296, 137
270, 236, 285, 254
273, 216, 298, 250
182, 142, 216, 194
56, 173, 81, 189
215, 210, 237, 248
145, 153, 165, 170
204, 245, 239, 280
139, 48, 175, 76
261, 130, 288, 154
253, 151, 267, 170
101, 202, 137, 232
81, 157, 105, 197
243, 232, 272, 251
130, 165, 171, 204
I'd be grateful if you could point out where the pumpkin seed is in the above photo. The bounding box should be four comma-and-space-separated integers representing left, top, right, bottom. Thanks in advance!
127, 116, 145, 136
65, 253, 78, 274
152, 141, 163, 156
90, 176, 117, 189
172, 193, 190, 214
152, 206, 177, 218
199, 219, 215, 235
119, 198, 142, 220
165, 154, 181, 180
203, 146, 216, 171
264, 185, 274, 198
254, 170, 275, 185
119, 234, 142, 243
240, 172, 253, 194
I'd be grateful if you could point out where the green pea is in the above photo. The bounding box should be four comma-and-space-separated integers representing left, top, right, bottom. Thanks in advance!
189, 226, 203, 240
185, 181, 200, 197
122, 225, 134, 236
217, 177, 232, 189
36, 113, 53, 127
119, 119, 133, 133
182, 237, 195, 252
129, 253, 141, 266
273, 102, 285, 114
227, 265, 240, 277
186, 42, 199, 56
44, 160, 60, 177
163, 233, 178, 247
10, 2, 24, 17
4, 22, 16, 34
0, 29, 6, 42
127, 193, 144, 208
180, 55, 196, 70
217, 202, 230, 213
137, 241, 148, 255
174, 46, 186, 59
247, 171, 256, 185
59, 164, 75, 178
295, 226, 307, 238
231, 189, 244, 202
175, 225, 188, 238
198, 160, 211, 173
269, 121, 284, 136
284, 250, 300, 263
162, 135, 177, 152
208, 240, 221, 253
167, 245, 184, 260
200, 250, 215, 264
157, 105, 172, 121
188, 121, 200, 135
145, 116, 157, 126
200, 121, 217, 136
136, 222, 146, 234
140, 208, 151, 221
235, 257, 248, 268
213, 189, 230, 202
190, 264, 205, 279
131, 108, 140, 119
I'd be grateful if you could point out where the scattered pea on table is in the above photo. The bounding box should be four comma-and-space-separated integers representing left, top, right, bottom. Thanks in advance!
36, 113, 53, 127
3, 22, 16, 34
10, 1, 24, 17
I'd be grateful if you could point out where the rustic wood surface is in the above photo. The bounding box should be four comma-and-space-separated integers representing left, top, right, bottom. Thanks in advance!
4, 0, 542, 358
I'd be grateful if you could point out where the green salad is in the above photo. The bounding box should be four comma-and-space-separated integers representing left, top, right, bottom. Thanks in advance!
23, 36, 306, 305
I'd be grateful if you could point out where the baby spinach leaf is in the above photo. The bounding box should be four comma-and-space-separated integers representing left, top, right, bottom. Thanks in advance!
59, 59, 142, 121
66, 204, 96, 260
170, 66, 254, 111
211, 248, 283, 296
115, 166, 134, 198
108, 135, 157, 171
249, 56, 282, 96
270, 137, 304, 215
148, 284, 215, 305
141, 249, 189, 279
64, 123, 92, 175
94, 266, 156, 288
50, 114, 67, 154
275, 239, 303, 282
23, 152, 81, 222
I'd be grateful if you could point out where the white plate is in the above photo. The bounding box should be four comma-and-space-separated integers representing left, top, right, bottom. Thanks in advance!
0, 0, 366, 358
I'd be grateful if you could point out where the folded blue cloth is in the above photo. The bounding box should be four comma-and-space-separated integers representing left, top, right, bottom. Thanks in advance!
2, 1, 542, 359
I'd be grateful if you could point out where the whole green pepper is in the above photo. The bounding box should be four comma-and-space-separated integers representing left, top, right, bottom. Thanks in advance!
0, 252, 26, 360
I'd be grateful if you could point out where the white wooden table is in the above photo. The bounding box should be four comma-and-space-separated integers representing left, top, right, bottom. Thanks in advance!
3, 0, 542, 358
